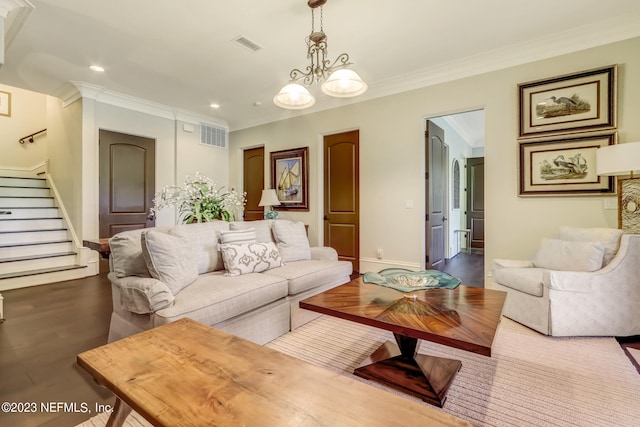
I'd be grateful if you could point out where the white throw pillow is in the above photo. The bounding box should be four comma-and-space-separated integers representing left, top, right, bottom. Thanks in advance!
558, 226, 623, 267
140, 230, 199, 294
533, 238, 604, 272
220, 228, 257, 245
219, 242, 282, 276
230, 220, 275, 243
272, 220, 311, 262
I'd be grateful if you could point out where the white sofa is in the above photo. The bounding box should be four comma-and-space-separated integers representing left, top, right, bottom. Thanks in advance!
107, 219, 352, 344
492, 226, 640, 337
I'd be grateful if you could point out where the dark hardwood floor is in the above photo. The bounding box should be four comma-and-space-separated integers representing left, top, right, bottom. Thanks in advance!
0, 260, 114, 427
0, 255, 638, 426
441, 249, 485, 288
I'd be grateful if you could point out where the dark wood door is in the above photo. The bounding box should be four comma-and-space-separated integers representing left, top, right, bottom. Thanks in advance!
425, 121, 447, 270
243, 146, 265, 221
466, 157, 485, 248
324, 131, 359, 273
99, 130, 155, 238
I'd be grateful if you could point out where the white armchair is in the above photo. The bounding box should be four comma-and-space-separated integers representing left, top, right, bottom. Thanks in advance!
492, 227, 640, 337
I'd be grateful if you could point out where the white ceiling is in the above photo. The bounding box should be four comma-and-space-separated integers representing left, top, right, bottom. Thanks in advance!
1, 0, 640, 132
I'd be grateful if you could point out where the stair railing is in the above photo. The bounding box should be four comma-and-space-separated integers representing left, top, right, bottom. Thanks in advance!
19, 128, 47, 144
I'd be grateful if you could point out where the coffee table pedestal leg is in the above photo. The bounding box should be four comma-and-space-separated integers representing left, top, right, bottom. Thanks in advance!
354, 333, 461, 407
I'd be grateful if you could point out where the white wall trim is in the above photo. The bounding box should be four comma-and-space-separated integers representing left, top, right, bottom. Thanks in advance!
360, 257, 421, 273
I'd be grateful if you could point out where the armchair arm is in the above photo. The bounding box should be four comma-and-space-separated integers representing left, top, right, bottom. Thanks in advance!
108, 272, 174, 314
310, 246, 339, 261
545, 270, 594, 293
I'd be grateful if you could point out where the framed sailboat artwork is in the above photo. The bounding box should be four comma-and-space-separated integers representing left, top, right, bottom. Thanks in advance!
270, 147, 309, 210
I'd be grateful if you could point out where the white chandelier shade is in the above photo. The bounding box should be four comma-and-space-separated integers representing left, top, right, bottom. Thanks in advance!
273, 83, 316, 110
321, 68, 368, 97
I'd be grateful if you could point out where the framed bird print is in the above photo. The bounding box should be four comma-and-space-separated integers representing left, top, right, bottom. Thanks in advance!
519, 132, 616, 197
518, 65, 616, 138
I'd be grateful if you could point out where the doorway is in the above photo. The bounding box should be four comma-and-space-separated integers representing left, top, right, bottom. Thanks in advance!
426, 110, 485, 282
98, 130, 155, 238
323, 130, 360, 273
243, 146, 265, 221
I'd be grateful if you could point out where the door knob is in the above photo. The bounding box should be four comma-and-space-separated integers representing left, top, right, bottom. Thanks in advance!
323, 215, 328, 221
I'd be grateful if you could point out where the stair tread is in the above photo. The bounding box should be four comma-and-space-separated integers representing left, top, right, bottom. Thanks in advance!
0, 264, 87, 280
0, 196, 54, 199
0, 251, 77, 263
0, 176, 45, 180
0, 185, 50, 189
0, 240, 72, 248
0, 217, 63, 221
0, 228, 67, 234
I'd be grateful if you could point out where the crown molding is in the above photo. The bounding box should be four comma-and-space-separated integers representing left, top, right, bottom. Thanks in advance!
65, 81, 228, 129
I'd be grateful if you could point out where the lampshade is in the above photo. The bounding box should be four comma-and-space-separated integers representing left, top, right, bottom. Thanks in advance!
320, 68, 368, 98
258, 189, 281, 207
273, 83, 316, 110
596, 141, 640, 176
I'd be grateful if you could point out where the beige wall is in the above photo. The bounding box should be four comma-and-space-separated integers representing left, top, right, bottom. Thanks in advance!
45, 96, 83, 236
0, 83, 48, 168
229, 37, 640, 283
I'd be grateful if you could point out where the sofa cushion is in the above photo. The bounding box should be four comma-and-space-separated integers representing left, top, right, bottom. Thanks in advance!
558, 226, 623, 266
169, 221, 229, 274
272, 220, 311, 262
153, 271, 288, 326
220, 228, 257, 245
262, 259, 352, 295
493, 267, 546, 297
109, 228, 151, 278
533, 238, 604, 272
141, 230, 199, 294
230, 220, 276, 243
219, 242, 283, 276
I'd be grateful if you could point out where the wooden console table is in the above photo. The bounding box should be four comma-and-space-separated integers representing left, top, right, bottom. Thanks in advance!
82, 238, 110, 259
77, 318, 472, 427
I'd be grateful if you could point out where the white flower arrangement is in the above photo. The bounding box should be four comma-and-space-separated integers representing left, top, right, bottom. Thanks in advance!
151, 172, 246, 223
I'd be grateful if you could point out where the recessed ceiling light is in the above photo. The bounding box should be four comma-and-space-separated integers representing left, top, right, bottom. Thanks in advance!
89, 65, 105, 72
210, 103, 220, 109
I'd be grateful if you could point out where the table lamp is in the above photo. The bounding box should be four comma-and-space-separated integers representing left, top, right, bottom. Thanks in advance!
596, 141, 640, 233
258, 189, 281, 219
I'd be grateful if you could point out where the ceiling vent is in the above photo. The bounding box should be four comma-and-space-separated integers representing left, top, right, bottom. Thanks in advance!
200, 124, 227, 149
233, 35, 262, 53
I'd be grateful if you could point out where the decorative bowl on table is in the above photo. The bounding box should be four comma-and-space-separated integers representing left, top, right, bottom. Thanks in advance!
362, 268, 461, 296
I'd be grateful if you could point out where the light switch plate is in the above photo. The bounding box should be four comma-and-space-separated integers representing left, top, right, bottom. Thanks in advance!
604, 198, 617, 210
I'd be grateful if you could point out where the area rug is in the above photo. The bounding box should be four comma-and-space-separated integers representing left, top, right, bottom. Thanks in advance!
628, 348, 640, 366
77, 316, 640, 427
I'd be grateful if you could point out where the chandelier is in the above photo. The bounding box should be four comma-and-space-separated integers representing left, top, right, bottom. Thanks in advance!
273, 0, 367, 110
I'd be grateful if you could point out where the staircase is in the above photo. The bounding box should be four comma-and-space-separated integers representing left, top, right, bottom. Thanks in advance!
0, 173, 90, 291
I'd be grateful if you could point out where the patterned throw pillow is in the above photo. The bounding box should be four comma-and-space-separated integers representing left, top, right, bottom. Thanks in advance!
220, 228, 257, 245
219, 242, 282, 276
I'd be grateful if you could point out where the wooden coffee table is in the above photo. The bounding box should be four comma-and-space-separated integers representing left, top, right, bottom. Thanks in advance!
77, 318, 474, 427
299, 277, 506, 407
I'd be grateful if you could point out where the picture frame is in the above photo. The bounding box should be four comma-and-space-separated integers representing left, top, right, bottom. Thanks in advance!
518, 65, 616, 138
519, 132, 616, 197
270, 147, 309, 210
618, 178, 640, 233
0, 90, 11, 117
